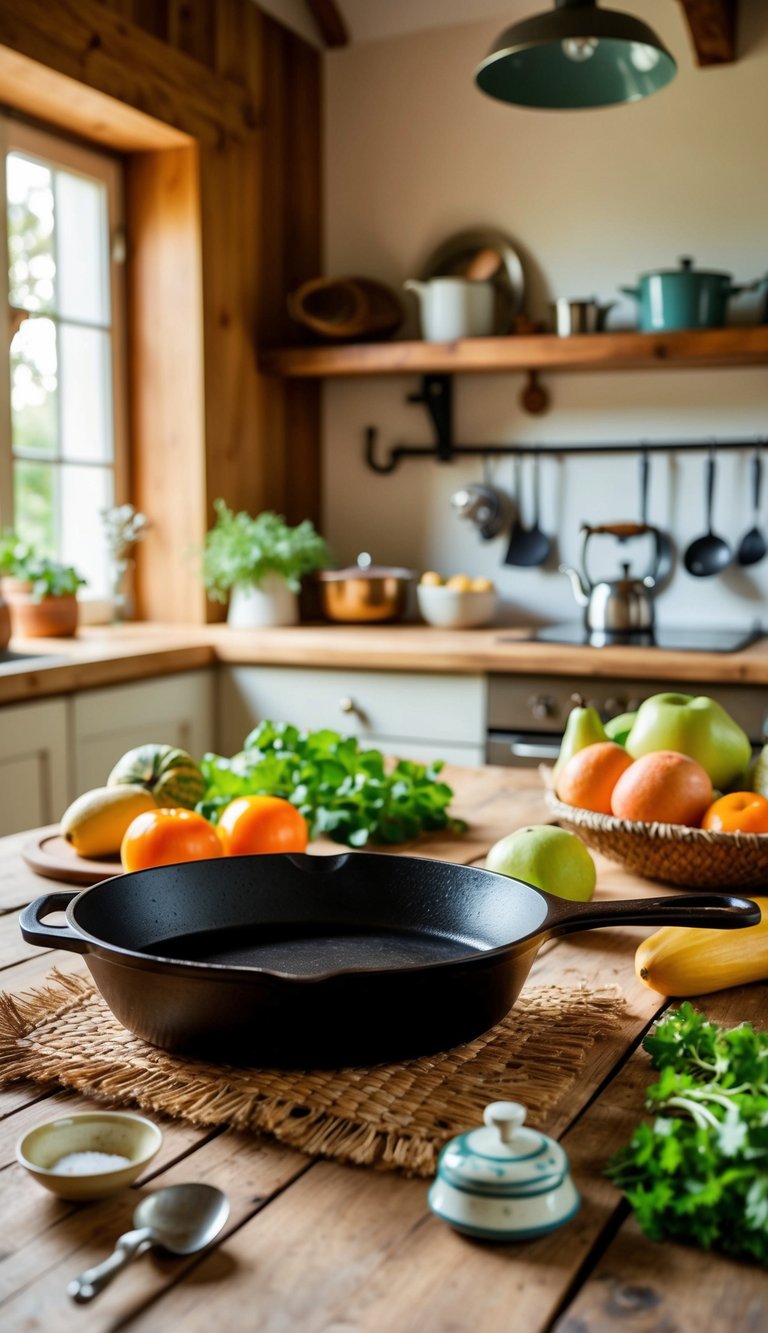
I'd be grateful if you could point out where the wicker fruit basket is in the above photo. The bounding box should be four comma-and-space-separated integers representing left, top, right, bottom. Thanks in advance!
544, 787, 768, 890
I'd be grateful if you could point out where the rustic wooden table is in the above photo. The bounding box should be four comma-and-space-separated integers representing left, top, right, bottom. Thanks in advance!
0, 765, 766, 1331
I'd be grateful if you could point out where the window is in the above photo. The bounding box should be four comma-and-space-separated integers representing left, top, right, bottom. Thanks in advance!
0, 118, 127, 605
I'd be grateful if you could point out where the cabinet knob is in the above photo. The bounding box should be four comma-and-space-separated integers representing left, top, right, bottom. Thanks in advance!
339, 697, 369, 724
527, 694, 556, 721
603, 697, 627, 719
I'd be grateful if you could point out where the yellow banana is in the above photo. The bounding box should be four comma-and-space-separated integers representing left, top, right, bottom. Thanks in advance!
61, 785, 157, 858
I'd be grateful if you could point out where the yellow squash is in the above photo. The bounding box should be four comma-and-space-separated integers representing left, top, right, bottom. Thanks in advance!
635, 897, 767, 996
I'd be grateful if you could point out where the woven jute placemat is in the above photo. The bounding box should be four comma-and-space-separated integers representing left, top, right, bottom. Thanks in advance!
0, 970, 624, 1177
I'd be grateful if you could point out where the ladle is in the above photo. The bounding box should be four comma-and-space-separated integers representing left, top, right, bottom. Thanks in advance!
504, 456, 551, 566
737, 449, 767, 567
683, 450, 731, 577
68, 1183, 230, 1303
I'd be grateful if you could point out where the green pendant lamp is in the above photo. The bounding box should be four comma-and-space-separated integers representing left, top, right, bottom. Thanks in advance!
475, 0, 676, 109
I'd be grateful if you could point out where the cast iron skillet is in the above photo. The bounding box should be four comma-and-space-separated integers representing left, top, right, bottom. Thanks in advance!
20, 852, 759, 1066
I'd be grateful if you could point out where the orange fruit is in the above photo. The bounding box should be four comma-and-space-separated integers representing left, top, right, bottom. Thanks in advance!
701, 791, 768, 834
121, 807, 223, 872
216, 795, 309, 856
555, 742, 634, 815
610, 751, 712, 826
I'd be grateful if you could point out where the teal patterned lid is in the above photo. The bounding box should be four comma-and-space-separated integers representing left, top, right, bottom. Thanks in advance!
437, 1102, 569, 1197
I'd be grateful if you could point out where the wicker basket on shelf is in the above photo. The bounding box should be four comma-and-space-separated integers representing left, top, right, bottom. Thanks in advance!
545, 788, 768, 890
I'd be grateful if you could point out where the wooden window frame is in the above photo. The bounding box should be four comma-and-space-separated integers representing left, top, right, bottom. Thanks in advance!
0, 117, 129, 583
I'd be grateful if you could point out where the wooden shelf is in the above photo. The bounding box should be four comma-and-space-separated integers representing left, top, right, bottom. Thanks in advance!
258, 325, 768, 378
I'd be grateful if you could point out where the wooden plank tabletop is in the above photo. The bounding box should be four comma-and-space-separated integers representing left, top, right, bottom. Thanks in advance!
0, 765, 766, 1331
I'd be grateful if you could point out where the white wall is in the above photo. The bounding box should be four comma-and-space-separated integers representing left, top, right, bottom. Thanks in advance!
322, 1, 768, 630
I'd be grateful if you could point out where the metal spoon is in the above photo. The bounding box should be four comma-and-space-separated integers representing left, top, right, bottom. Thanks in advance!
683, 450, 731, 577
504, 456, 551, 566
737, 448, 767, 566
68, 1183, 230, 1304
638, 448, 674, 582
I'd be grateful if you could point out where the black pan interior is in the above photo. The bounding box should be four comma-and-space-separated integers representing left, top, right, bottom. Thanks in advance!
76, 852, 549, 974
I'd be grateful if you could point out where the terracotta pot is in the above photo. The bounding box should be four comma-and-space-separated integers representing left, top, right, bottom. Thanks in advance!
1, 578, 79, 638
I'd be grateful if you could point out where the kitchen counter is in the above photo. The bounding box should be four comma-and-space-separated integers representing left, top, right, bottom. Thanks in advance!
2, 620, 768, 705
0, 764, 765, 1330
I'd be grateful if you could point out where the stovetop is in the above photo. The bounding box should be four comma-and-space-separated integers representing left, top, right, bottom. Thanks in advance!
520, 622, 764, 653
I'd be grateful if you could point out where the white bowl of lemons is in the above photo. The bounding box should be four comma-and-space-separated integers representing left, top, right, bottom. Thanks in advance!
417, 572, 497, 628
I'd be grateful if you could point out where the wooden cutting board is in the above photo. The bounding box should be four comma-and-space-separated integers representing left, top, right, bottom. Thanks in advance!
22, 826, 123, 886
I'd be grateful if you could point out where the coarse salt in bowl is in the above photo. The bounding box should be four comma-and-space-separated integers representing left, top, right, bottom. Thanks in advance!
16, 1110, 163, 1200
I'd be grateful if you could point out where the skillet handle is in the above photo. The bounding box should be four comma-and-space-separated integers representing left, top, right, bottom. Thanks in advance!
19, 892, 89, 953
543, 892, 760, 938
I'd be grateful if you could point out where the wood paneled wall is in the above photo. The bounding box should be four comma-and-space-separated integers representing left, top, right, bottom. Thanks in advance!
0, 0, 322, 622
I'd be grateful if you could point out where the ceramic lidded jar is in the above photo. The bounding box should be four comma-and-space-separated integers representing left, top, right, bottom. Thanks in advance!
428, 1101, 579, 1241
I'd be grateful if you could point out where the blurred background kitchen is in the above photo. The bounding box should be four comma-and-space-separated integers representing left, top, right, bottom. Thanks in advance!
264, 0, 768, 631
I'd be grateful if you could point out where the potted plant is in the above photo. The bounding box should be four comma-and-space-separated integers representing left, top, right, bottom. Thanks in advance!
0, 532, 87, 638
202, 500, 332, 628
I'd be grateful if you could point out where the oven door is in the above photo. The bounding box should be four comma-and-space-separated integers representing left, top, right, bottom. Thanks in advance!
486, 730, 562, 767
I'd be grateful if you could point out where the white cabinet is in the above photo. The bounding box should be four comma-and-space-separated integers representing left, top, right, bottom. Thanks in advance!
0, 698, 70, 836
72, 670, 215, 794
217, 666, 487, 765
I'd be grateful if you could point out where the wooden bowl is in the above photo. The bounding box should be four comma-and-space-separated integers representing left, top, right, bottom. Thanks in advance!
288, 277, 403, 341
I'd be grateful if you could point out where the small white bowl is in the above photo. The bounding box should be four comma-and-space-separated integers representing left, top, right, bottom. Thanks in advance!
417, 583, 497, 629
16, 1110, 163, 1201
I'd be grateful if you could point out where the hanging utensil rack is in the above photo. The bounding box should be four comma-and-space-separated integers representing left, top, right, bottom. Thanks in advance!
364, 374, 765, 475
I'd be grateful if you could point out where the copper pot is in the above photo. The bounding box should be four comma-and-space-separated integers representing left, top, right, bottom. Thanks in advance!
317, 553, 415, 623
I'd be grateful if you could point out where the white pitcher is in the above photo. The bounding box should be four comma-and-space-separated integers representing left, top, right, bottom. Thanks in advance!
404, 277, 496, 341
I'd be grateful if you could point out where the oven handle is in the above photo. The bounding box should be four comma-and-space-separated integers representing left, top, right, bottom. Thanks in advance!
487, 731, 562, 764
507, 739, 561, 760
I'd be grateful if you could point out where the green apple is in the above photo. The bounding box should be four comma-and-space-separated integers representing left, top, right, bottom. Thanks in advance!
552, 705, 607, 786
625, 693, 751, 792
604, 711, 638, 747
486, 825, 596, 902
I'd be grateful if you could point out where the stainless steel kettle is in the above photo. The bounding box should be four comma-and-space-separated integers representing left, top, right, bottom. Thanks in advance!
559, 523, 662, 634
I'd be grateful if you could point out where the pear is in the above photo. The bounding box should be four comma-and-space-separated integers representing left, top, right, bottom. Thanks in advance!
552, 705, 607, 786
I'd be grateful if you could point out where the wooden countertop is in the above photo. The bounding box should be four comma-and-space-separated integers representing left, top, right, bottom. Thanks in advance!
0, 765, 764, 1330
2, 621, 768, 705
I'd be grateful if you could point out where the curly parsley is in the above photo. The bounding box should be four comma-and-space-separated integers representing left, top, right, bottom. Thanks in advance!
607, 1003, 768, 1266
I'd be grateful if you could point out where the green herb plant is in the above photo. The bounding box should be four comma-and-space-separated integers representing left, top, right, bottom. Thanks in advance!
197, 720, 467, 847
0, 530, 86, 601
201, 500, 332, 601
607, 1002, 768, 1266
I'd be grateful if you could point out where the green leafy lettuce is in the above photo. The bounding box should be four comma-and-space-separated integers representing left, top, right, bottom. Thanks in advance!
197, 720, 467, 848
607, 1002, 768, 1266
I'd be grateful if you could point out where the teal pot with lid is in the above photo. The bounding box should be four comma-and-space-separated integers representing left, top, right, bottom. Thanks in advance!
620, 257, 752, 332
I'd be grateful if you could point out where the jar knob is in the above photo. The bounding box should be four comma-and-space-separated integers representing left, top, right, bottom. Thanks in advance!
356, 552, 373, 570
483, 1101, 527, 1144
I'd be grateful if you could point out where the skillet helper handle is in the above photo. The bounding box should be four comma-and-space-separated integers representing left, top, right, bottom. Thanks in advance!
19, 892, 88, 952
68, 1226, 153, 1303
544, 893, 761, 938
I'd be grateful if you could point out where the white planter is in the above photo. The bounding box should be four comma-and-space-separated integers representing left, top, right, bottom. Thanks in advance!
227, 575, 299, 628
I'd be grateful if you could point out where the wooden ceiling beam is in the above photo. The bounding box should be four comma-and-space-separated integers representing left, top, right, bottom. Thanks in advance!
0, 0, 260, 144
676, 0, 737, 66
305, 0, 348, 48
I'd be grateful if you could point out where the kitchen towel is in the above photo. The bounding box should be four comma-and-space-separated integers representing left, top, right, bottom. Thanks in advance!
0, 969, 624, 1177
